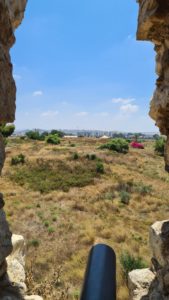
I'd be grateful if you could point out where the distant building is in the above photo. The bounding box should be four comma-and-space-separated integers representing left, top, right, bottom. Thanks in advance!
100, 135, 109, 139
64, 135, 78, 138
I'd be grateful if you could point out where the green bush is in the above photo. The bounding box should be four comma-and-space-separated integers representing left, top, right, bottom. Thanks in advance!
11, 154, 25, 166
73, 152, 79, 160
44, 220, 50, 227
134, 183, 152, 196
96, 162, 104, 174
86, 154, 97, 160
48, 227, 55, 234
104, 192, 115, 200
0, 124, 15, 138
26, 130, 48, 141
154, 137, 165, 156
119, 191, 130, 205
100, 138, 129, 153
45, 134, 60, 145
28, 239, 40, 248
120, 251, 147, 280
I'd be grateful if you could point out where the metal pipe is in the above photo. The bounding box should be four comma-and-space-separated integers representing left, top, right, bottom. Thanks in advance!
80, 244, 116, 300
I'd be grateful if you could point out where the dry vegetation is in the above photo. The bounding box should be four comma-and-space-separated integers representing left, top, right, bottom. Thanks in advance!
1, 137, 169, 300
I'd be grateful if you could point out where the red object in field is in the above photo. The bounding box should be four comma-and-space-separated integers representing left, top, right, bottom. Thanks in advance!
130, 141, 144, 149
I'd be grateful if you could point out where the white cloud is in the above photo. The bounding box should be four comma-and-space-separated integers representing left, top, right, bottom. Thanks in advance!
112, 98, 135, 104
75, 112, 88, 117
120, 103, 139, 114
13, 74, 22, 80
41, 110, 59, 117
33, 90, 43, 97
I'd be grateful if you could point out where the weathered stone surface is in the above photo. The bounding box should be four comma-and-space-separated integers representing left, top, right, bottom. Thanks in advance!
5, 0, 28, 29
1, 235, 43, 299
137, 0, 169, 170
129, 220, 169, 299
25, 296, 43, 300
7, 235, 26, 284
0, 0, 27, 293
0, 210, 12, 266
150, 220, 169, 267
0, 0, 27, 124
0, 135, 5, 172
0, 0, 16, 124
128, 268, 155, 300
0, 193, 5, 209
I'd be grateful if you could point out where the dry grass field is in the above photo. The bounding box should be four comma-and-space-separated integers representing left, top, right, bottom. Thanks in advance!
1, 137, 169, 300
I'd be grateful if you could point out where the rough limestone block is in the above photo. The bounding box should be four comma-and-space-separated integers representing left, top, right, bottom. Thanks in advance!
128, 268, 155, 300
7, 235, 26, 284
150, 220, 169, 267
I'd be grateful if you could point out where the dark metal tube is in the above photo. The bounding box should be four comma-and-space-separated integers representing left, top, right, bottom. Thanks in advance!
80, 244, 116, 300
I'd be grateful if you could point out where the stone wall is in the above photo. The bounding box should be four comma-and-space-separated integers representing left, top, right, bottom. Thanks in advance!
129, 3, 169, 299
0, 0, 27, 279
129, 220, 169, 300
137, 0, 169, 171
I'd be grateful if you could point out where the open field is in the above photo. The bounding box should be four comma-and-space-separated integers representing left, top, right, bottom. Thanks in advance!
1, 137, 169, 299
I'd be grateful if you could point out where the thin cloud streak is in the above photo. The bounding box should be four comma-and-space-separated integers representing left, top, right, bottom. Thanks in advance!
112, 98, 135, 104
33, 90, 43, 97
120, 103, 139, 114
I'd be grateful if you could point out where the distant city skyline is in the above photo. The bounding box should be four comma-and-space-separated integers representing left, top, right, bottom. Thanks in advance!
11, 0, 157, 132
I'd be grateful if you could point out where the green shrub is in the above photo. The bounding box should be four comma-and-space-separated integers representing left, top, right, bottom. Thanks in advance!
105, 192, 115, 200
154, 137, 165, 156
70, 143, 76, 147
117, 180, 152, 197
45, 134, 60, 145
11, 154, 25, 166
48, 226, 55, 234
96, 162, 104, 174
119, 191, 130, 205
26, 130, 47, 141
52, 216, 57, 222
28, 239, 40, 248
73, 152, 79, 160
117, 180, 134, 193
44, 220, 50, 227
100, 138, 129, 153
86, 153, 97, 160
134, 183, 152, 196
0, 124, 15, 138
120, 252, 147, 280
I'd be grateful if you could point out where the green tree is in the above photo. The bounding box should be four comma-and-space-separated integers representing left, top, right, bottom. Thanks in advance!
50, 130, 65, 138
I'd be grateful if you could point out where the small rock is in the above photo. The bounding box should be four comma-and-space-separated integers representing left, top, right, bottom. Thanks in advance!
128, 268, 155, 300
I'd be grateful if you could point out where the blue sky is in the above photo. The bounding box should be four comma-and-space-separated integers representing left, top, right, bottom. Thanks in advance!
11, 0, 158, 132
